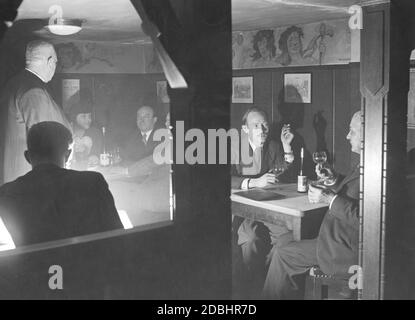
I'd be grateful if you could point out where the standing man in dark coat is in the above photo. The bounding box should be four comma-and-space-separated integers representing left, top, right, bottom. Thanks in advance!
1, 40, 71, 183
262, 111, 362, 299
0, 121, 123, 247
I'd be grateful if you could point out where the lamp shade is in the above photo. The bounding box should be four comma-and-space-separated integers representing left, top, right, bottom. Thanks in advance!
46, 19, 82, 36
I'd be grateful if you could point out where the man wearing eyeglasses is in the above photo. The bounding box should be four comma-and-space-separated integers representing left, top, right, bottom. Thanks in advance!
1, 39, 71, 183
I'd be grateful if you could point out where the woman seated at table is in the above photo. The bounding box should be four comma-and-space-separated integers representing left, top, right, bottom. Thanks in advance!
69, 101, 103, 170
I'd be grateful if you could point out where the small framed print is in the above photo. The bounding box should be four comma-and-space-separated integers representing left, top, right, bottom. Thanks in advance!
284, 73, 312, 103
156, 80, 170, 104
232, 76, 253, 103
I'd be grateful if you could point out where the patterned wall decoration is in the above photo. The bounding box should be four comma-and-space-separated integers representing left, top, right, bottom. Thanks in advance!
232, 19, 351, 69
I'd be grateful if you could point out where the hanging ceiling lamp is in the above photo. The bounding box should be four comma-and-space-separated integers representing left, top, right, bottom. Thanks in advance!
46, 18, 83, 36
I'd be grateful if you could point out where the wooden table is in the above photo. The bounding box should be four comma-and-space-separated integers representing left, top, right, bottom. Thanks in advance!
87, 165, 171, 227
231, 183, 329, 241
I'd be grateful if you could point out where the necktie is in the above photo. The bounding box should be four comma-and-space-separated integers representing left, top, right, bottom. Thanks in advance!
142, 133, 147, 145
253, 147, 262, 173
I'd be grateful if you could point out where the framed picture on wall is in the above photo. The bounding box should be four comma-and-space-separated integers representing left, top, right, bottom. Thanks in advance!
284, 73, 312, 103
232, 76, 253, 103
408, 70, 415, 128
156, 80, 170, 103
62, 78, 80, 113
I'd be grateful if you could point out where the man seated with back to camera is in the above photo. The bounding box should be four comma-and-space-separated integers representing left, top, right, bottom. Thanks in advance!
231, 106, 306, 298
0, 121, 123, 247
262, 111, 362, 299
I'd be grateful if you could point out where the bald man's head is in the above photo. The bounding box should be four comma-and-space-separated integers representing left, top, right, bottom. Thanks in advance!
136, 105, 157, 132
347, 110, 363, 154
25, 40, 58, 82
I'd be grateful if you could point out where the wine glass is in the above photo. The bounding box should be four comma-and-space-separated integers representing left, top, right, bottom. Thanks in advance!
312, 151, 328, 183
273, 164, 286, 183
113, 147, 122, 164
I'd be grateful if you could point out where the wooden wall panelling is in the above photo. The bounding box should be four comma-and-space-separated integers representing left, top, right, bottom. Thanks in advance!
273, 67, 334, 163
231, 69, 272, 129
232, 65, 359, 176
360, 4, 389, 300
333, 66, 352, 173
360, 1, 411, 299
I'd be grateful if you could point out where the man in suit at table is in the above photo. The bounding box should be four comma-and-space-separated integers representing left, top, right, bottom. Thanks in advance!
121, 105, 161, 163
0, 40, 72, 184
231, 106, 298, 297
0, 121, 123, 247
262, 111, 362, 299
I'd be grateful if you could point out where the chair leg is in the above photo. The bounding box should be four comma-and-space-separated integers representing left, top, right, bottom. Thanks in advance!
321, 283, 329, 299
313, 277, 324, 300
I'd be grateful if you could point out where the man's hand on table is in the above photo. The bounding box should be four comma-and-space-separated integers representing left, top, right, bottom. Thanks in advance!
108, 166, 129, 177
249, 172, 276, 188
87, 155, 99, 167
308, 184, 335, 204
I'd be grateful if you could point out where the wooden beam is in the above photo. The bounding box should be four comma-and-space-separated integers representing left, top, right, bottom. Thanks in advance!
360, 1, 412, 299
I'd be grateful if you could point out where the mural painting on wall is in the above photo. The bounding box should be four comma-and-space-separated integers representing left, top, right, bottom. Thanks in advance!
55, 42, 145, 73
232, 19, 351, 69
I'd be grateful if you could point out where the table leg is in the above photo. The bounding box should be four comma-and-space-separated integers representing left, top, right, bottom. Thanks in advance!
292, 217, 302, 241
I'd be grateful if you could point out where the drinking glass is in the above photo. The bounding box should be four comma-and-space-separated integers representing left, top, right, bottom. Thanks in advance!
312, 151, 328, 183
113, 147, 122, 164
274, 164, 285, 183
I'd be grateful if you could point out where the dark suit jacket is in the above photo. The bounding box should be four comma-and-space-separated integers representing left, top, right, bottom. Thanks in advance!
231, 138, 297, 189
121, 128, 160, 163
0, 164, 123, 247
317, 161, 360, 277
0, 69, 71, 183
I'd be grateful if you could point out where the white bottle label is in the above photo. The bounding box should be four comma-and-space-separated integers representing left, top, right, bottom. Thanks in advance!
297, 175, 307, 192
100, 153, 110, 166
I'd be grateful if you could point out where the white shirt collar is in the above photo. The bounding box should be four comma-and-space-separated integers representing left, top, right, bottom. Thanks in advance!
248, 139, 261, 152
141, 129, 153, 141
25, 68, 47, 83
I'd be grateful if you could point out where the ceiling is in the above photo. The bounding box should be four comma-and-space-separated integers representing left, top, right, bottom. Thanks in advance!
13, 0, 381, 43
15, 0, 144, 42
232, 0, 372, 31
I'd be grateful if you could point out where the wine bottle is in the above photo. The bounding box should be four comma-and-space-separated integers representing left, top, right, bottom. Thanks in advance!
297, 147, 307, 193
100, 126, 110, 167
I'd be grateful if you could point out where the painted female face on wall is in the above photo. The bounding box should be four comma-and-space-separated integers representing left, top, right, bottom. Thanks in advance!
58, 47, 75, 69
287, 31, 302, 56
258, 37, 270, 59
